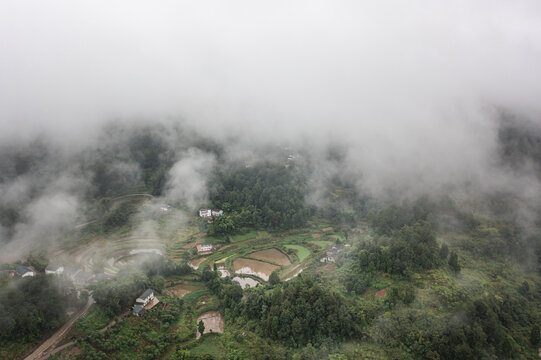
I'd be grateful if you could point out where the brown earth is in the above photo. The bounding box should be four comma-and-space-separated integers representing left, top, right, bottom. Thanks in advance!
232, 258, 280, 281
189, 256, 208, 269
166, 284, 202, 298
248, 248, 291, 266
376, 288, 387, 299
196, 311, 225, 339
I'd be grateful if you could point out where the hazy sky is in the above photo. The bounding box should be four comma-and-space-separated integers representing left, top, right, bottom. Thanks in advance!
1, 1, 541, 193
1, 1, 540, 140
1, 1, 541, 261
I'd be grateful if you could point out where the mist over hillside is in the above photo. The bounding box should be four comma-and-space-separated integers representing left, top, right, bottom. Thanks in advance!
2, 2, 541, 359
1, 114, 541, 263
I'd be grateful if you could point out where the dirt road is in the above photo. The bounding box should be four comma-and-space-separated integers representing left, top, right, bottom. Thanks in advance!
24, 295, 95, 360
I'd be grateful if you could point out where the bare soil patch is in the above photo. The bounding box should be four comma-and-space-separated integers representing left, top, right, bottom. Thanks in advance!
232, 258, 280, 281
232, 277, 259, 289
283, 263, 303, 281
166, 284, 201, 298
217, 267, 230, 278
322, 227, 333, 232
312, 233, 322, 238
376, 288, 387, 299
196, 311, 224, 339
248, 248, 291, 266
189, 256, 208, 270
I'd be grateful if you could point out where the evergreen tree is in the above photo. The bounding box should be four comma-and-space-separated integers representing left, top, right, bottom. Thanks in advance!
269, 270, 280, 285
531, 325, 540, 347
440, 243, 449, 259
448, 251, 460, 273
198, 320, 205, 337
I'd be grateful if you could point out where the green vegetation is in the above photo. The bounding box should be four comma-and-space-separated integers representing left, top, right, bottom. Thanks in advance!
284, 245, 310, 261
310, 240, 333, 248
76, 295, 184, 360
0, 275, 87, 359
209, 163, 312, 230
3, 137, 541, 360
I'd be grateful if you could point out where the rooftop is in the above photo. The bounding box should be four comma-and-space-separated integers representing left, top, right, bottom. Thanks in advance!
16, 265, 32, 275
139, 288, 154, 299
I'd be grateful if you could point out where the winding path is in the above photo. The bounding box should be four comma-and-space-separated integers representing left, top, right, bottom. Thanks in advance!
24, 296, 95, 360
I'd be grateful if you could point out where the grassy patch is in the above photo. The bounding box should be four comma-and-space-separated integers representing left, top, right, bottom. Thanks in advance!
75, 304, 111, 335
183, 289, 212, 303
199, 237, 228, 245
190, 333, 225, 357
310, 240, 333, 248
284, 245, 310, 261
231, 232, 257, 242
330, 234, 345, 242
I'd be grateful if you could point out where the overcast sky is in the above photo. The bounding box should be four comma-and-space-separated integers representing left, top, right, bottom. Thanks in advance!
1, 1, 541, 188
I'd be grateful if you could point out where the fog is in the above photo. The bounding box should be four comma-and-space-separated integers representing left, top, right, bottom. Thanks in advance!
1, 1, 541, 261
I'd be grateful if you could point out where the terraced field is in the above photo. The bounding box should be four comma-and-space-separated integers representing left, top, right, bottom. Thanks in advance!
56, 237, 165, 275
232, 258, 280, 281
248, 248, 291, 265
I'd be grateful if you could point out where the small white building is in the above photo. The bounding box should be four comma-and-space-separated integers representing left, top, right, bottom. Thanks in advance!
199, 209, 223, 218
133, 289, 155, 316
16, 266, 34, 277
320, 256, 335, 264
199, 209, 212, 218
196, 244, 215, 254
45, 264, 64, 275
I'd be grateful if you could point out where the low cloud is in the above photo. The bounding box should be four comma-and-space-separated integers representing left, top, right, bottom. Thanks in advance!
164, 149, 216, 210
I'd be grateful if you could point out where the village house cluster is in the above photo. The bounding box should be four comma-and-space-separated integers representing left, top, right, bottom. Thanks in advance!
320, 244, 348, 264
10, 263, 112, 288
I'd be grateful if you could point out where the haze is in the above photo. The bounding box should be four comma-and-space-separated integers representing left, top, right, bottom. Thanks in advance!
1, 1, 541, 259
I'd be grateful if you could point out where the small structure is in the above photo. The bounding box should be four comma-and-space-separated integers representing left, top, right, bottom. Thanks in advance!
217, 266, 230, 278
45, 264, 64, 275
199, 209, 224, 218
133, 289, 155, 316
196, 243, 215, 254
16, 265, 34, 277
199, 209, 212, 218
320, 256, 335, 264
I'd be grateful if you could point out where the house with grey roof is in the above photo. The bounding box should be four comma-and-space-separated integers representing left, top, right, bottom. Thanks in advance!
16, 265, 34, 277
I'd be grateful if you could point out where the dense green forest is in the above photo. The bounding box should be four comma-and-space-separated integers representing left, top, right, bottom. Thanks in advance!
209, 163, 312, 231
0, 275, 86, 342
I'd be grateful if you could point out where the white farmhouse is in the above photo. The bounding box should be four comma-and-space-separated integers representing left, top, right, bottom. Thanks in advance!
196, 243, 215, 254
199, 209, 212, 218
45, 264, 64, 275
133, 289, 155, 316
16, 265, 34, 277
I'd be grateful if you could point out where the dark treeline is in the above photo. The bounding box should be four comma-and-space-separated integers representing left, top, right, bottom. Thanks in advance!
336, 201, 541, 359
372, 283, 541, 359
0, 275, 87, 342
201, 269, 361, 349
209, 162, 312, 231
